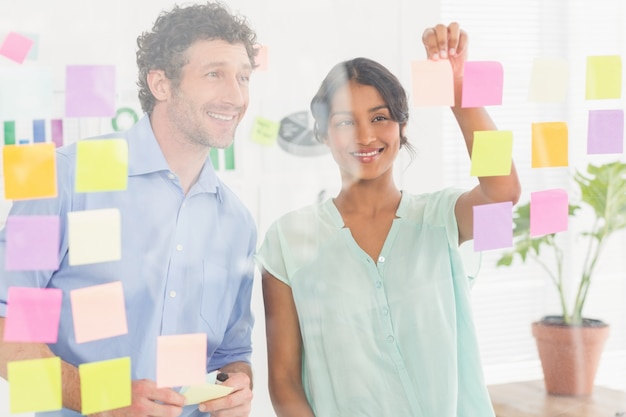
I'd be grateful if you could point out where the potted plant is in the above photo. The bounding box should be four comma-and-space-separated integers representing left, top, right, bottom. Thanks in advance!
496, 160, 626, 396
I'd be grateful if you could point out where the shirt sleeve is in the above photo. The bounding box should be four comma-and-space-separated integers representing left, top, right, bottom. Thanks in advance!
254, 220, 290, 286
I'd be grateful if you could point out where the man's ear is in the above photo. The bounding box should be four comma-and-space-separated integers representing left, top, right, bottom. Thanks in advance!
147, 70, 170, 101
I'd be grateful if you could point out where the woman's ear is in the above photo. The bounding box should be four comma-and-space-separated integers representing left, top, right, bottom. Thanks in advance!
147, 70, 170, 102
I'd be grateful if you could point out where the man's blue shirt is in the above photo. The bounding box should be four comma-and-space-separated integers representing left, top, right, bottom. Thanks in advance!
0, 115, 256, 416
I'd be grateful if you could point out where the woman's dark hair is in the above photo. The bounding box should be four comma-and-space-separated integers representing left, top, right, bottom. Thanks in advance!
310, 57, 412, 153
136, 1, 257, 113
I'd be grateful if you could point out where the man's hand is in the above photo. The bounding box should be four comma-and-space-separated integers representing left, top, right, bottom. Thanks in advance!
91, 379, 186, 417
198, 372, 252, 417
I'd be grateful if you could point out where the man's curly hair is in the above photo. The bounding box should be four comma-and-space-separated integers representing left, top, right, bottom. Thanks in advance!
136, 1, 257, 113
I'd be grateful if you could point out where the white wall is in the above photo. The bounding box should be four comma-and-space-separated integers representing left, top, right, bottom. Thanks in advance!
0, 1, 439, 416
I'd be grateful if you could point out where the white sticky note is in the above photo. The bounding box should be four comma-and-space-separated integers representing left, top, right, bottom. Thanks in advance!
68, 208, 121, 265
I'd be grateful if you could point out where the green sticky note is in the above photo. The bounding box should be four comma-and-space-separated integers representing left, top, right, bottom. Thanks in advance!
75, 138, 128, 192
470, 130, 513, 177
80, 357, 131, 415
8, 357, 62, 413
586, 55, 622, 100
251, 117, 280, 146
4, 120, 15, 145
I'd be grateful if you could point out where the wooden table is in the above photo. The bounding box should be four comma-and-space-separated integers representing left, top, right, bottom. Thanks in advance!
488, 380, 626, 417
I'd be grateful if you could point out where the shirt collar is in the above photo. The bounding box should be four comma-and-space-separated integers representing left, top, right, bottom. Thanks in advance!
323, 191, 407, 229
126, 114, 221, 196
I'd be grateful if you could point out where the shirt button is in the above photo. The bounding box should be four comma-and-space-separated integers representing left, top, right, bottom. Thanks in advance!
169, 290, 177, 298
168, 172, 176, 180
382, 307, 389, 315
387, 335, 395, 343
176, 244, 183, 251
378, 256, 385, 263
375, 281, 382, 288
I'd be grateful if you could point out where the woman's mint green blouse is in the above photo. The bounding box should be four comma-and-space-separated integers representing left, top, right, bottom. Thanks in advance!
256, 189, 494, 417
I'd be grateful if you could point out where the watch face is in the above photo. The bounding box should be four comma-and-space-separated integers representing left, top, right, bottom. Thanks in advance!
277, 111, 329, 157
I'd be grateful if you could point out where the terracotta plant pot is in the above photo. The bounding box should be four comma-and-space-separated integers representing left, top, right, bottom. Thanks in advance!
532, 318, 610, 396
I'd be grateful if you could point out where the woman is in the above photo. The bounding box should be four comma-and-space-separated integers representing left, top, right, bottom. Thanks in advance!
257, 23, 521, 416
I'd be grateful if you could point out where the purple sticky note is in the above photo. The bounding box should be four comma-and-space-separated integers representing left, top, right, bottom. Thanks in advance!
530, 189, 568, 236
473, 201, 513, 251
0, 32, 34, 64
3, 287, 62, 343
6, 215, 60, 270
587, 109, 624, 154
65, 65, 116, 117
462, 61, 504, 108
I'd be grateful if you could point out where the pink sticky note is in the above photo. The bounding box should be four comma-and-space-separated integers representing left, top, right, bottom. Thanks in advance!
473, 201, 513, 251
254, 44, 269, 72
462, 61, 504, 108
156, 333, 207, 388
0, 32, 34, 64
530, 189, 568, 237
70, 281, 128, 343
65, 65, 116, 117
3, 287, 62, 343
411, 60, 454, 106
587, 109, 624, 154
6, 215, 60, 270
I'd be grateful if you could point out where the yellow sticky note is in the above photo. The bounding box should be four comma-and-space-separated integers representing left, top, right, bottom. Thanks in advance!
68, 208, 121, 265
411, 60, 455, 107
183, 383, 233, 404
2, 143, 57, 200
251, 117, 280, 146
532, 122, 568, 168
79, 357, 131, 415
470, 130, 513, 177
70, 281, 128, 343
8, 357, 62, 413
586, 55, 622, 100
157, 333, 207, 388
528, 57, 569, 102
75, 138, 128, 192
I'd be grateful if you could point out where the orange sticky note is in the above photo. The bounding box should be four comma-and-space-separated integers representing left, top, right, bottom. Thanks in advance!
470, 130, 513, 177
7, 357, 62, 413
586, 55, 622, 100
531, 122, 568, 168
411, 60, 454, 107
2, 143, 57, 200
70, 281, 128, 343
156, 333, 207, 388
67, 208, 121, 265
75, 138, 128, 192
79, 357, 131, 415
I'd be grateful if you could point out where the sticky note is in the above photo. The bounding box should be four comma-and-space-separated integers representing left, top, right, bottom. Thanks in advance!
156, 333, 207, 388
530, 189, 568, 237
470, 130, 513, 177
79, 357, 131, 415
0, 67, 53, 119
587, 109, 624, 154
7, 357, 62, 413
3, 287, 62, 343
2, 142, 57, 200
5, 215, 60, 270
0, 32, 34, 64
67, 208, 121, 265
531, 122, 568, 168
251, 117, 280, 146
70, 281, 128, 344
410, 60, 454, 106
586, 55, 622, 100
462, 61, 504, 107
182, 383, 233, 404
65, 65, 116, 117
528, 57, 569, 102
473, 202, 513, 251
75, 139, 128, 192
254, 44, 269, 72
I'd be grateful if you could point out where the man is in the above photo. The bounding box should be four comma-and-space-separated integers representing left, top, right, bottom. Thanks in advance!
0, 2, 257, 416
